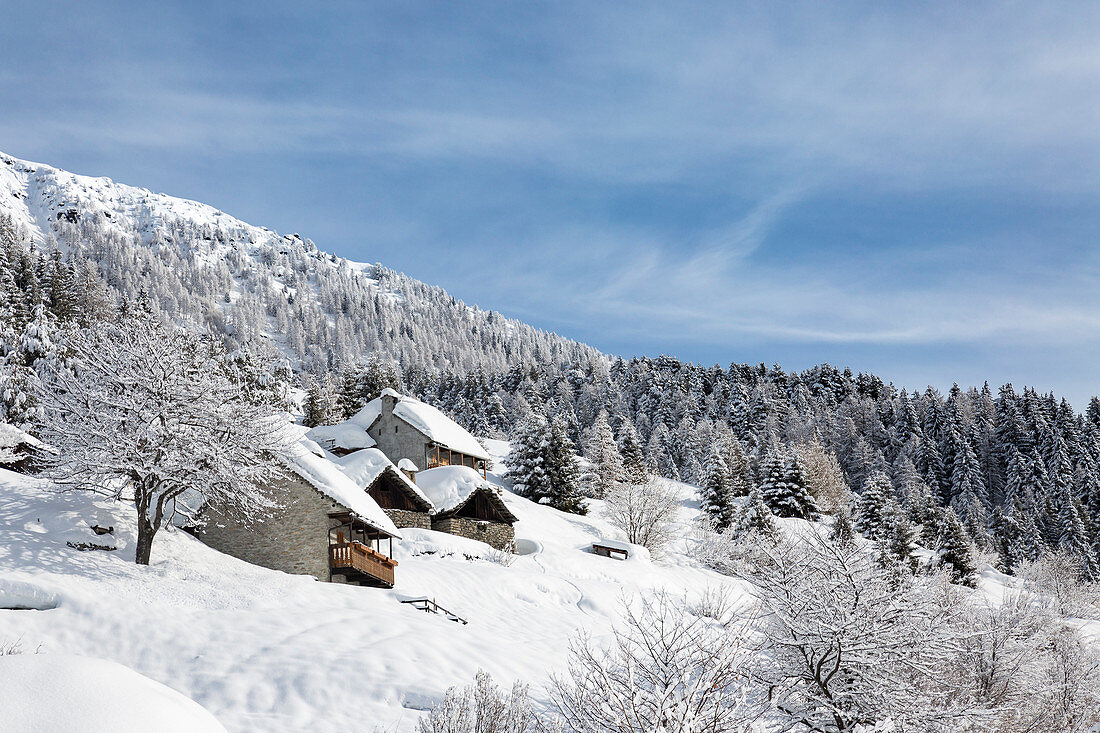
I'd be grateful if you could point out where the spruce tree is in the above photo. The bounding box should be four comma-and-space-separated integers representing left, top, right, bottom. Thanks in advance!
1057, 496, 1099, 580
759, 446, 819, 519
699, 445, 735, 530
545, 416, 586, 514
510, 413, 553, 502
856, 471, 894, 540
884, 501, 919, 572
723, 435, 751, 497
829, 505, 857, 548
336, 363, 364, 419
615, 417, 648, 484
303, 374, 341, 428
733, 485, 778, 541
937, 509, 978, 586
583, 411, 624, 498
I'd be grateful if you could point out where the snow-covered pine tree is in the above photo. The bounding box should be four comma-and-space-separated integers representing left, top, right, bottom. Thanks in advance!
583, 411, 624, 499
733, 485, 778, 541
303, 374, 341, 427
723, 434, 751, 497
1055, 495, 1100, 581
937, 508, 978, 586
759, 445, 819, 520
700, 445, 735, 530
335, 363, 364, 419
545, 416, 586, 515
615, 416, 648, 485
509, 413, 553, 503
829, 505, 857, 548
856, 471, 894, 540
14, 303, 54, 369
884, 501, 919, 572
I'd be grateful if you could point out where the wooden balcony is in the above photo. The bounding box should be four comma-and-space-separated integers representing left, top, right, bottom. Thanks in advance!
330, 541, 398, 588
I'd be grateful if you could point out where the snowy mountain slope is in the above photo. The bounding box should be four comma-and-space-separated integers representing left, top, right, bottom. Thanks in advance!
0, 151, 601, 374
0, 152, 273, 251
0, 443, 740, 732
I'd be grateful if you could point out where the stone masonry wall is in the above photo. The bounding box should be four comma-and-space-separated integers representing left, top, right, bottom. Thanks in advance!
385, 508, 431, 530
367, 405, 433, 470
431, 516, 515, 551
199, 474, 343, 582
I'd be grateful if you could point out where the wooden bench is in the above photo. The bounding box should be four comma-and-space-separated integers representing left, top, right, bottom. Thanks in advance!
592, 542, 629, 560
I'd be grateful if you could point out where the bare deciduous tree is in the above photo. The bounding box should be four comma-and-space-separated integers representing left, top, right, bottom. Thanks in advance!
33, 319, 293, 565
794, 439, 852, 515
734, 531, 974, 731
602, 478, 680, 554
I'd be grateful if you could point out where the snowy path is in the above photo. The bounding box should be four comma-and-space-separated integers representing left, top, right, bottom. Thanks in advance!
525, 537, 597, 619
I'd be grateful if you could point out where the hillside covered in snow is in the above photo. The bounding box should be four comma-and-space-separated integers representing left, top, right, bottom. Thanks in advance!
0, 442, 733, 731
0, 152, 600, 375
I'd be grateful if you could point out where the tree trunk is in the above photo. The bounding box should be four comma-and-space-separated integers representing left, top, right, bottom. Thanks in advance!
135, 513, 156, 565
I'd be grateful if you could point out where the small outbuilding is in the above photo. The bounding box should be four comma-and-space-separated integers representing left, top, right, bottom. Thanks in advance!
0, 423, 50, 473
415, 466, 518, 551
334, 448, 434, 530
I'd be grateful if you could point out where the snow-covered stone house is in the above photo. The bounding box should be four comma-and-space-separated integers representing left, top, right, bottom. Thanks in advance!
416, 466, 518, 551
306, 390, 518, 550
199, 440, 402, 588
333, 448, 434, 530
308, 389, 491, 477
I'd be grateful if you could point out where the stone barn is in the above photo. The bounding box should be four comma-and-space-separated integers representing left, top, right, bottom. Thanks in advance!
334, 448, 434, 530
307, 389, 490, 477
416, 466, 518, 551
198, 441, 402, 588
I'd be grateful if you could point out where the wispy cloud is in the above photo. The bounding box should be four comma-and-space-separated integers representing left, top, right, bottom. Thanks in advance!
4, 1, 1100, 402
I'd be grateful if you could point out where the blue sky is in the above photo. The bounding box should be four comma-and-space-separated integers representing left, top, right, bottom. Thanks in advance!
3, 2, 1100, 406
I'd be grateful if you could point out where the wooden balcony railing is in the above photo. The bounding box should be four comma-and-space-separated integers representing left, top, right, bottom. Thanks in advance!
330, 541, 397, 587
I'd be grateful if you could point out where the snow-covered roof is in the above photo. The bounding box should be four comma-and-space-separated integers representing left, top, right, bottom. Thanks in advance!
333, 448, 433, 510
593, 538, 632, 553
415, 466, 516, 523
305, 422, 377, 452
397, 458, 418, 472
353, 389, 490, 461
0, 423, 46, 451
279, 442, 401, 538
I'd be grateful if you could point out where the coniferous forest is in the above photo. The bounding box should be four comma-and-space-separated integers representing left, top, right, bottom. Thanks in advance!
2, 192, 1100, 582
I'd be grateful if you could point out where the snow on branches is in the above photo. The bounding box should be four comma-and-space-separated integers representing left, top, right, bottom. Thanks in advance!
32, 318, 294, 564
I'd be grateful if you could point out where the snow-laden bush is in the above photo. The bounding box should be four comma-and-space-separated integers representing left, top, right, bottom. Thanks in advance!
417, 670, 551, 733
550, 592, 764, 733
729, 530, 1100, 732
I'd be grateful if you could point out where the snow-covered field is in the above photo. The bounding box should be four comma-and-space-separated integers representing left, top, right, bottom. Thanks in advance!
0, 442, 742, 732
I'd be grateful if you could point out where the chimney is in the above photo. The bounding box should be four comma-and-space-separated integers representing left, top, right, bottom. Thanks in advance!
380, 390, 398, 419
398, 458, 418, 484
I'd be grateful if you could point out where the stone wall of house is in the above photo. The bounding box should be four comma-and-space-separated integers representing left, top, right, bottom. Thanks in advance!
198, 473, 342, 582
385, 508, 431, 530
431, 516, 515, 551
367, 395, 433, 469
